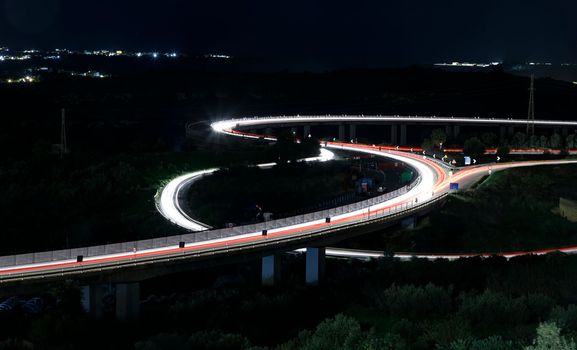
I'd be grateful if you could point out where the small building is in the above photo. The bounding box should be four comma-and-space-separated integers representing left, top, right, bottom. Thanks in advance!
559, 197, 577, 223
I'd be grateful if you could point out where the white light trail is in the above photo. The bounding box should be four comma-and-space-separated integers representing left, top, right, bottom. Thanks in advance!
157, 169, 218, 231
5, 115, 577, 279
157, 148, 335, 231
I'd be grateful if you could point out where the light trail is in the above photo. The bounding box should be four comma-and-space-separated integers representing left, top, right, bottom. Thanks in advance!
210, 115, 577, 131
156, 148, 336, 232
312, 245, 577, 261
1, 115, 577, 281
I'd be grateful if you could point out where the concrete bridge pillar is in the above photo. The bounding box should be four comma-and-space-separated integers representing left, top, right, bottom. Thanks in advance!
306, 247, 326, 286
116, 282, 140, 321
82, 284, 108, 319
390, 125, 398, 145
507, 125, 515, 136
445, 125, 453, 139
500, 125, 506, 143
338, 124, 345, 141
262, 254, 281, 286
400, 124, 407, 146
303, 125, 311, 138
453, 125, 460, 139
349, 124, 357, 141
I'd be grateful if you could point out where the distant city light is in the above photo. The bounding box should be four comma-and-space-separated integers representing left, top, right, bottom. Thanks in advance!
434, 61, 501, 68
0, 47, 191, 62
204, 54, 231, 59
68, 70, 110, 79
3, 75, 39, 84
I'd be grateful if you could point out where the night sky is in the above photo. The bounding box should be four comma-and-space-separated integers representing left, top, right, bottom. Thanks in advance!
1, 0, 576, 68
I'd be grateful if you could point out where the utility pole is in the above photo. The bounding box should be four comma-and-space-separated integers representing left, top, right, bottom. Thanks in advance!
60, 108, 67, 159
526, 74, 535, 137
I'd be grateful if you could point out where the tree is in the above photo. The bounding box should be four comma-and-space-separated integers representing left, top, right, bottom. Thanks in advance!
135, 331, 254, 350
373, 283, 452, 319
463, 137, 486, 158
481, 132, 498, 147
497, 146, 510, 158
539, 135, 549, 148
278, 314, 366, 350
524, 322, 576, 350
441, 336, 515, 350
512, 132, 527, 147
550, 133, 562, 149
431, 129, 447, 147
421, 138, 435, 152
566, 133, 576, 149
550, 305, 577, 334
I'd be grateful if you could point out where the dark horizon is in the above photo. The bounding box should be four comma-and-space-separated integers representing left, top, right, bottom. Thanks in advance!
1, 0, 576, 70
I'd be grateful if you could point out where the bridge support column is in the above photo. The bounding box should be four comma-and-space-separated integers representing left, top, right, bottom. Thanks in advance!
116, 282, 140, 321
349, 124, 357, 141
339, 124, 345, 141
82, 284, 108, 319
262, 254, 281, 286
401, 216, 416, 230
500, 126, 506, 143
453, 125, 460, 139
303, 125, 311, 138
390, 125, 398, 145
445, 125, 453, 139
507, 126, 515, 136
400, 124, 407, 146
306, 247, 325, 286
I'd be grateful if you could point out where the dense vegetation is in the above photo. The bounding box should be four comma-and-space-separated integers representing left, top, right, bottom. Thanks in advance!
345, 163, 577, 253
0, 142, 296, 255
186, 156, 411, 227
188, 161, 352, 226
5, 253, 577, 349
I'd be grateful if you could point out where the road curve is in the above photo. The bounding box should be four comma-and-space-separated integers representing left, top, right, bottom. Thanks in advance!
1, 115, 577, 282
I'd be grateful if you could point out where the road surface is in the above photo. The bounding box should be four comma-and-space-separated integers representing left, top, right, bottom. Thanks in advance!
1, 115, 576, 282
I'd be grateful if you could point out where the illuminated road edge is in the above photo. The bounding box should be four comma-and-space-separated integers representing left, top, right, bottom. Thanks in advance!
156, 149, 336, 232
2, 115, 577, 281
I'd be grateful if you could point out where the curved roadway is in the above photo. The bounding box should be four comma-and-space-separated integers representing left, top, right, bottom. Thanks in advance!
1, 115, 577, 282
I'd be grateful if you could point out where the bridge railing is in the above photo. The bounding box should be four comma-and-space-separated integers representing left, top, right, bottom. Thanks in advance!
0, 176, 422, 269
228, 115, 577, 126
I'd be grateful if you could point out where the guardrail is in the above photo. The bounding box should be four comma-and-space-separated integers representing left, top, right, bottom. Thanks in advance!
220, 115, 577, 127
0, 191, 449, 282
0, 175, 422, 269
